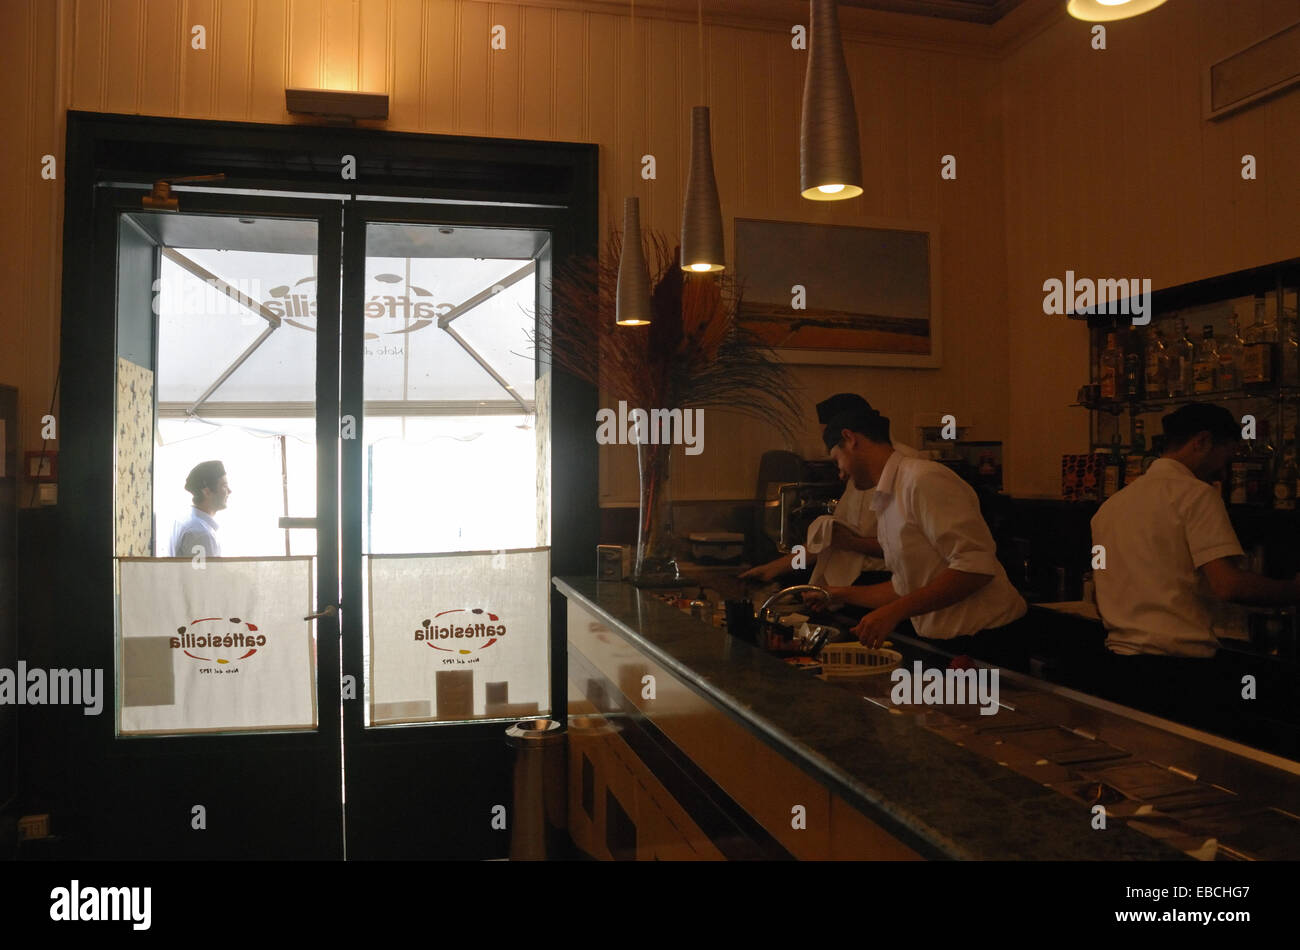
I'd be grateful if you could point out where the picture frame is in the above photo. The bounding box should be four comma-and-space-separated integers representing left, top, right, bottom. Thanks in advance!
734, 216, 941, 368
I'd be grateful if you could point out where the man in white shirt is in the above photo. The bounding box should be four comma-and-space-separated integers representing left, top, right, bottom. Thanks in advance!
739, 394, 919, 585
169, 460, 231, 558
1091, 403, 1300, 732
819, 405, 1028, 661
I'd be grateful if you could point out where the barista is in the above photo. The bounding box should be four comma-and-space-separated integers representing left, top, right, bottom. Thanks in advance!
817, 405, 1029, 666
738, 393, 918, 587
1090, 402, 1300, 733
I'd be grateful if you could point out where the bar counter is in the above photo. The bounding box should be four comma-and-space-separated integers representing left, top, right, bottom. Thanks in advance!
555, 576, 1250, 861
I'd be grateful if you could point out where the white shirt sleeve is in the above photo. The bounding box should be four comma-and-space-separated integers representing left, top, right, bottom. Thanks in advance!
1182, 486, 1244, 568
907, 467, 1003, 576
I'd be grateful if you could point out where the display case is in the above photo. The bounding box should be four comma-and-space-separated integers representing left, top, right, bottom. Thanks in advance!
1074, 258, 1300, 509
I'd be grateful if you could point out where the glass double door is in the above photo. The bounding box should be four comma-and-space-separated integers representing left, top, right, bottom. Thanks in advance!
107, 189, 555, 858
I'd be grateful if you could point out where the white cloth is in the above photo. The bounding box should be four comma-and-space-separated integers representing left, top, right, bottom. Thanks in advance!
170, 507, 221, 558
1091, 457, 1244, 657
806, 515, 864, 587
870, 451, 1026, 638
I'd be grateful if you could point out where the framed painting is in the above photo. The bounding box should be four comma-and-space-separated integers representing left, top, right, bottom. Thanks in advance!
734, 217, 940, 367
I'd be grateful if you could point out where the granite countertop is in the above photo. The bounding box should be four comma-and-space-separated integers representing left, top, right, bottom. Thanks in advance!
555, 575, 1186, 861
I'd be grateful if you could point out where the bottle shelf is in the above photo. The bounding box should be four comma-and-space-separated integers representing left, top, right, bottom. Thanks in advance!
1072, 386, 1300, 414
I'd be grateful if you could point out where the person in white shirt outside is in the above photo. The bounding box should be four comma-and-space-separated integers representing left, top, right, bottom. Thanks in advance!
739, 393, 918, 587
1091, 403, 1300, 737
169, 460, 231, 558
816, 404, 1030, 668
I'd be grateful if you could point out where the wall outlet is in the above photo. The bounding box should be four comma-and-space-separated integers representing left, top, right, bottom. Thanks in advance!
17, 814, 50, 840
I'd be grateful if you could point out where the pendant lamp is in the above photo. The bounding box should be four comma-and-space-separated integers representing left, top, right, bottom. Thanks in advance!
616, 197, 653, 326
616, 0, 654, 325
1067, 0, 1168, 21
800, 0, 863, 201
680, 1, 725, 273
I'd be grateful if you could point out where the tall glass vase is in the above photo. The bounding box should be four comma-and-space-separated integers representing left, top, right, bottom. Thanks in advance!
633, 439, 680, 586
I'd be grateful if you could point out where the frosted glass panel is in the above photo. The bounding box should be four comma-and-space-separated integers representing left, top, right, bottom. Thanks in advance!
117, 557, 317, 735
367, 550, 550, 725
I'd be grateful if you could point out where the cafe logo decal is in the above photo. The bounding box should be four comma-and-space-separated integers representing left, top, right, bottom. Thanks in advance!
266, 275, 455, 340
169, 616, 266, 664
414, 608, 506, 654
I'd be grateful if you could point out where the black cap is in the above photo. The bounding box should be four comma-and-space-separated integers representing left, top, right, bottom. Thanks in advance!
815, 393, 872, 424
822, 406, 890, 451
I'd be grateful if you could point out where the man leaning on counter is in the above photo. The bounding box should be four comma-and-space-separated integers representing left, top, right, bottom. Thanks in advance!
815, 402, 1030, 667
1091, 402, 1300, 732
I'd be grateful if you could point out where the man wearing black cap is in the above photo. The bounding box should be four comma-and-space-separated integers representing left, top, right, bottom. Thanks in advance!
819, 404, 1028, 663
169, 460, 231, 557
739, 393, 919, 584
1091, 403, 1300, 732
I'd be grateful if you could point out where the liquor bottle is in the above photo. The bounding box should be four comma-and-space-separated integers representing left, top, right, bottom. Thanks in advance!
1243, 294, 1277, 390
1123, 335, 1142, 402
1102, 430, 1123, 498
1219, 314, 1244, 391
1280, 304, 1300, 388
1193, 324, 1218, 393
1099, 332, 1122, 402
1248, 421, 1275, 506
1273, 443, 1297, 510
1228, 438, 1251, 505
1143, 326, 1169, 398
1124, 419, 1146, 485
1169, 318, 1195, 396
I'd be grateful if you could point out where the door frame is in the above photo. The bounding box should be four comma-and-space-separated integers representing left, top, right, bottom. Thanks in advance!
57, 112, 598, 859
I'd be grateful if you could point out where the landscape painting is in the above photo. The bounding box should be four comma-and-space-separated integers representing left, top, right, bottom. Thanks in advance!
735, 218, 939, 367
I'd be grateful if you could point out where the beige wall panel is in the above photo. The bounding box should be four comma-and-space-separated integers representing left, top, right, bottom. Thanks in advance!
551, 9, 585, 142
71, 0, 107, 109
287, 0, 323, 93
737, 31, 771, 219
585, 12, 618, 232
902, 56, 936, 223
488, 3, 521, 137
140, 0, 184, 117
358, 0, 389, 98
384, 0, 422, 130
455, 0, 490, 136
767, 31, 802, 220
420, 0, 458, 133
179, 0, 217, 117
519, 6, 554, 140
215, 0, 254, 119
104, 0, 143, 114
248, 0, 289, 122
643, 16, 679, 238
321, 0, 358, 92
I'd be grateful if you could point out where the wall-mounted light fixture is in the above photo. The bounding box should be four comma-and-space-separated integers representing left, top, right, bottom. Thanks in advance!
285, 88, 389, 122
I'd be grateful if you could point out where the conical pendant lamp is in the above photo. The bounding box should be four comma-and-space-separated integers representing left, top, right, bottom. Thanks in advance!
681, 105, 726, 272
800, 0, 862, 201
616, 197, 653, 326
1067, 0, 1168, 21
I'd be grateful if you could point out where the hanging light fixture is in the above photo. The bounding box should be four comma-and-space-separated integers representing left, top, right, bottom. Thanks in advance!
616, 197, 653, 325
680, 0, 725, 273
616, 0, 654, 325
1067, 0, 1168, 21
800, 0, 862, 201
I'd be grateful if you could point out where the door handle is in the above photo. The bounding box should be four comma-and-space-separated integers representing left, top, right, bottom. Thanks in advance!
304, 604, 338, 622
